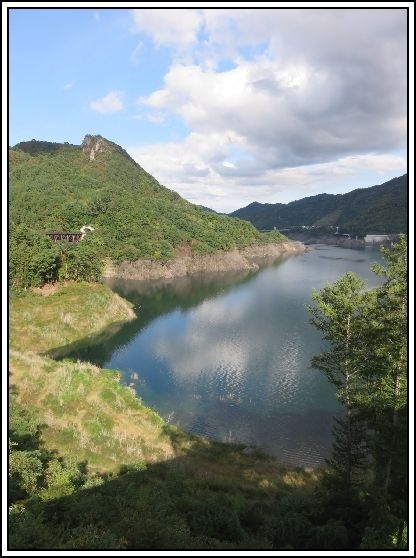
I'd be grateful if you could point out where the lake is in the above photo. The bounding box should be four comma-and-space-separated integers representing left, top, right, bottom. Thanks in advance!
72, 244, 385, 467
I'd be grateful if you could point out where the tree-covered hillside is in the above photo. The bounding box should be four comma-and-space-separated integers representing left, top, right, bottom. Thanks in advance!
230, 175, 407, 235
9, 135, 284, 288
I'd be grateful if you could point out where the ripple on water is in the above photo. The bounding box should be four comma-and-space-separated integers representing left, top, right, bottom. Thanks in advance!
73, 245, 383, 468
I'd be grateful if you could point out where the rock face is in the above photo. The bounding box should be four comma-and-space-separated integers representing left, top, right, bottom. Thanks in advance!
82, 135, 107, 161
102, 241, 306, 281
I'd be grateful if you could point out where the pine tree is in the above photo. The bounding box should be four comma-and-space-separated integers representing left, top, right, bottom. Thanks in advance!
371, 236, 407, 489
308, 238, 408, 548
363, 236, 408, 547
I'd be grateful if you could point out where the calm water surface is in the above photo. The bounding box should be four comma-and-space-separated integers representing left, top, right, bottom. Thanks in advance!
73, 245, 385, 467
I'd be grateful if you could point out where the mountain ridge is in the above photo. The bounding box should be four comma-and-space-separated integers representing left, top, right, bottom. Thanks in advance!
9, 134, 286, 288
230, 174, 407, 235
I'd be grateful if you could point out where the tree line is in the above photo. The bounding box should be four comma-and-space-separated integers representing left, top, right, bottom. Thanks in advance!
307, 235, 408, 548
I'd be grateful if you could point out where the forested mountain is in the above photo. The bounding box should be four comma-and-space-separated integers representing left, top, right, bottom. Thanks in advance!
9, 135, 283, 288
230, 175, 407, 235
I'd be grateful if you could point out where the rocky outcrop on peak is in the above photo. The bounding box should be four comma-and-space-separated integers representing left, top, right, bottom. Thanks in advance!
82, 134, 109, 161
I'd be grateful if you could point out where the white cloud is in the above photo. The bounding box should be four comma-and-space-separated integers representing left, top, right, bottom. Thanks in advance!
146, 112, 166, 124
63, 81, 75, 90
128, 135, 406, 213
140, 53, 405, 169
328, 153, 407, 176
144, 279, 305, 400
89, 91, 124, 114
129, 9, 407, 210
131, 9, 202, 47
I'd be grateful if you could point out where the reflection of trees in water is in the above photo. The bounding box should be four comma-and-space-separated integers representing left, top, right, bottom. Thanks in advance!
53, 265, 279, 366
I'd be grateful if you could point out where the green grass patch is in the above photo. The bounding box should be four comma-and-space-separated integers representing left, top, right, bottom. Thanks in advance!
100, 388, 116, 404
9, 282, 135, 354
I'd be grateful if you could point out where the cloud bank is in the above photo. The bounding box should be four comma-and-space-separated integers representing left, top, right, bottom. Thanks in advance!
128, 8, 407, 211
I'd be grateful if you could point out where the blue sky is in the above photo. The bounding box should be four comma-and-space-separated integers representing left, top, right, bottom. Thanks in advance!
7, 6, 410, 212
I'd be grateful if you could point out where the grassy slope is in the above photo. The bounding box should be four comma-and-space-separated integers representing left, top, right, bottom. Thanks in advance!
9, 282, 317, 483
9, 280, 408, 550
9, 282, 326, 549
9, 282, 135, 354
9, 283, 179, 470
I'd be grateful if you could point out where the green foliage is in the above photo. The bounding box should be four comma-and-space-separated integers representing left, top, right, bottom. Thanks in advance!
9, 450, 44, 498
359, 496, 407, 550
231, 174, 407, 235
62, 524, 126, 550
308, 272, 371, 399
58, 238, 103, 282
9, 396, 41, 449
363, 237, 408, 546
9, 136, 284, 288
9, 224, 60, 289
178, 488, 245, 541
368, 236, 407, 410
8, 393, 317, 551
306, 519, 349, 549
308, 237, 408, 549
9, 505, 63, 549
266, 511, 313, 548
40, 458, 87, 501
325, 416, 369, 492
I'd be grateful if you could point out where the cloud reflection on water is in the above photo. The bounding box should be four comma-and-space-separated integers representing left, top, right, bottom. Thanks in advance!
105, 246, 384, 466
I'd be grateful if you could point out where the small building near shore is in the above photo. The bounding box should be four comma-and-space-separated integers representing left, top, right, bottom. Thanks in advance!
364, 234, 391, 245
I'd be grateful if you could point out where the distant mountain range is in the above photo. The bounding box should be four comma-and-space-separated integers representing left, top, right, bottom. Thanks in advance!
229, 174, 407, 236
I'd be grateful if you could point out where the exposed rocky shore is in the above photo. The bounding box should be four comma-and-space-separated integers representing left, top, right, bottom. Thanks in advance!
103, 241, 306, 281
286, 233, 365, 248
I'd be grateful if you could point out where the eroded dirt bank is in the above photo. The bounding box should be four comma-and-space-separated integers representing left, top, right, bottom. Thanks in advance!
102, 241, 306, 281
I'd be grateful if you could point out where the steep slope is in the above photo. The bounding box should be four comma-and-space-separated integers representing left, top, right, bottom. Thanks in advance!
230, 175, 408, 235
9, 135, 285, 287
10, 135, 283, 260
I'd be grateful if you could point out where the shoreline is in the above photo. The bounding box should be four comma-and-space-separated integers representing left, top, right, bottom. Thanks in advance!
102, 240, 306, 281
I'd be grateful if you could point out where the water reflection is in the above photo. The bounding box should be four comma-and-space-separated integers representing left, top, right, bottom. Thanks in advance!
68, 245, 385, 467
69, 269, 258, 366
